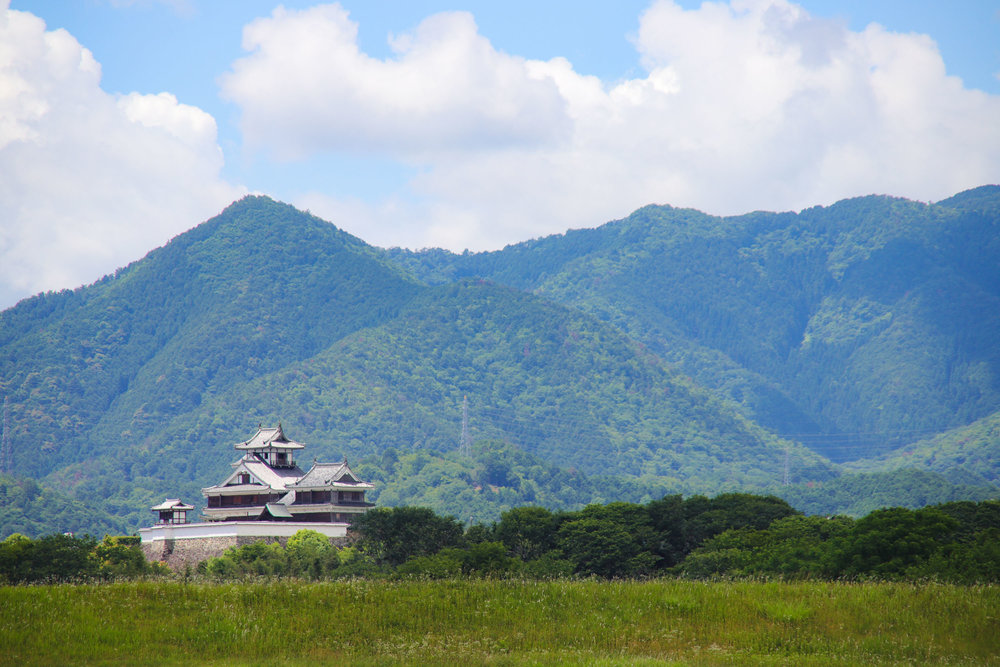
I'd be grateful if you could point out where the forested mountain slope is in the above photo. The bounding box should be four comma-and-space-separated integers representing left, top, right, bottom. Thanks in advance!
1, 189, 997, 536
1, 197, 420, 482
1, 196, 835, 534
0, 474, 129, 538
847, 410, 1000, 488
389, 186, 1000, 465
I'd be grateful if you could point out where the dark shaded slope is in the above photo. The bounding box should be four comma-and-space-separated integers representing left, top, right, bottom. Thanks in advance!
786, 194, 1000, 456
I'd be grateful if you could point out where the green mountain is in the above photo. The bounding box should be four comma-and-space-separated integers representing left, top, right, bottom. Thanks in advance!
2, 196, 419, 479
389, 186, 1000, 464
0, 196, 820, 534
2, 189, 998, 536
770, 468, 999, 518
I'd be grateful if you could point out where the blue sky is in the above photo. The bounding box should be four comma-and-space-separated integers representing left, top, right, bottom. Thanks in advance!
2, 0, 999, 308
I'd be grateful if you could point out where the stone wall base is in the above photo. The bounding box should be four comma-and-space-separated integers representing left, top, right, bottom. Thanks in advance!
140, 523, 352, 572
143, 535, 239, 572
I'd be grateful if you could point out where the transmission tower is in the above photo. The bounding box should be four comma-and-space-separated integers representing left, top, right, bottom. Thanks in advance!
783, 445, 790, 486
460, 395, 472, 457
1, 396, 10, 475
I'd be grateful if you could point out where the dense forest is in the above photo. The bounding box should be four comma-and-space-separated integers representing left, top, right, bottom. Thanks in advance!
1, 189, 998, 536
4, 497, 998, 584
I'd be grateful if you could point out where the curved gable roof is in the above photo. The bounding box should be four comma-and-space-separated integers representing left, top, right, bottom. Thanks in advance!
234, 425, 305, 451
203, 458, 304, 494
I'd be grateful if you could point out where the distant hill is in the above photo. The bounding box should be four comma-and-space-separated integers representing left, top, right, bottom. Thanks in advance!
845, 410, 1000, 488
2, 189, 998, 536
0, 474, 129, 538
389, 186, 1000, 464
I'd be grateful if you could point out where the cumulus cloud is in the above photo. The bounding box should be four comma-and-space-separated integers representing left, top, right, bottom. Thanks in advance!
0, 3, 242, 308
627, 0, 1000, 209
220, 4, 568, 159
4, 0, 999, 303
224, 0, 1000, 252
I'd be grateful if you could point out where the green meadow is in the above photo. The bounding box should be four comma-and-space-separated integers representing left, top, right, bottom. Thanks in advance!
2, 579, 997, 665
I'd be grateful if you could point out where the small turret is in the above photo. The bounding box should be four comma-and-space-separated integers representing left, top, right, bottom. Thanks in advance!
233, 424, 304, 468
150, 498, 194, 525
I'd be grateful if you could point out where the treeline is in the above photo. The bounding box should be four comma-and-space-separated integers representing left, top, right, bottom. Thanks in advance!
5, 495, 997, 584
203, 495, 1000, 583
0, 534, 166, 583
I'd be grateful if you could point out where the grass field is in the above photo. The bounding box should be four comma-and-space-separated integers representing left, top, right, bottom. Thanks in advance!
2, 578, 997, 665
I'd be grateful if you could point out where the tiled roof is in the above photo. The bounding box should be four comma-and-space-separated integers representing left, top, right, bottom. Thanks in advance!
287, 462, 346, 488
242, 459, 303, 491
150, 498, 194, 511
288, 462, 373, 489
234, 425, 305, 450
203, 459, 304, 494
202, 431, 373, 498
263, 503, 293, 518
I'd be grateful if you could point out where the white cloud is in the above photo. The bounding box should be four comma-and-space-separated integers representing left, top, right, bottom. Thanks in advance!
224, 0, 1000, 252
3, 0, 999, 304
0, 3, 243, 308
626, 0, 1000, 209
220, 4, 569, 159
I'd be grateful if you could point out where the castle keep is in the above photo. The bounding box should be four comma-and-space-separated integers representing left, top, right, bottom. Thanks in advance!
140, 425, 374, 570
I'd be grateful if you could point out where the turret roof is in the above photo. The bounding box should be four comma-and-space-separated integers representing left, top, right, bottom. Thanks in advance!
151, 498, 194, 511
234, 424, 305, 450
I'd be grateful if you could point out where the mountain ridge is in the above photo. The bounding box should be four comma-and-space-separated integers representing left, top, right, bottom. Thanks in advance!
389, 188, 1000, 462
2, 188, 998, 535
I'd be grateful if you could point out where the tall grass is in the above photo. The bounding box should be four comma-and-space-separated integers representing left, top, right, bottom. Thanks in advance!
2, 579, 997, 665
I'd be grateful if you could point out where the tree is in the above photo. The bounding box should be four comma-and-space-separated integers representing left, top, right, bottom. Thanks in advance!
556, 517, 654, 577
683, 493, 798, 551
833, 507, 958, 578
95, 535, 150, 579
679, 514, 853, 578
646, 494, 685, 558
581, 501, 659, 561
455, 541, 517, 576
0, 533, 98, 583
205, 540, 289, 577
0, 533, 33, 583
353, 506, 464, 567
286, 529, 335, 579
494, 506, 559, 561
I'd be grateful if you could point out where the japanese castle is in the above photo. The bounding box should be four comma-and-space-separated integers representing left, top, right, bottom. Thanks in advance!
201, 424, 373, 523
140, 425, 374, 568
